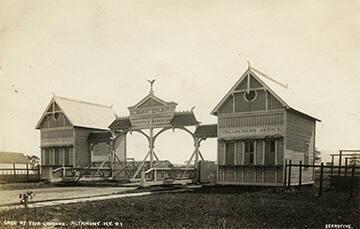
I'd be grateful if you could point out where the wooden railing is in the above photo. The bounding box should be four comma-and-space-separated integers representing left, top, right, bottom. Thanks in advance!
0, 164, 41, 183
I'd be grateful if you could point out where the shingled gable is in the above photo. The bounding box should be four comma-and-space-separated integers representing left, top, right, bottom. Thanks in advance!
36, 96, 116, 130
210, 67, 320, 121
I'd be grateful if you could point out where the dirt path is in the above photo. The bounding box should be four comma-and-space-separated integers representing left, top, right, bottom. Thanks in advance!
0, 191, 152, 211
0, 186, 136, 207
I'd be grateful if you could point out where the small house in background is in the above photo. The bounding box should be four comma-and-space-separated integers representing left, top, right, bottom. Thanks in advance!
35, 96, 123, 178
0, 152, 30, 174
211, 66, 320, 186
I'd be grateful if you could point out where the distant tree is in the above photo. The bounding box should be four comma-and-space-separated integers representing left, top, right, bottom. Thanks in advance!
314, 148, 321, 164
26, 155, 40, 169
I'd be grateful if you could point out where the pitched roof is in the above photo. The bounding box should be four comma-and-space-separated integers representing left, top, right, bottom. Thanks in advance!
109, 117, 132, 130
194, 124, 218, 138
128, 92, 177, 110
36, 96, 116, 130
211, 67, 320, 121
0, 152, 30, 164
170, 112, 200, 127
88, 131, 112, 143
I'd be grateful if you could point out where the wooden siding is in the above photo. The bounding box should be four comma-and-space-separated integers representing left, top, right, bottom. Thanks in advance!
218, 112, 284, 128
249, 75, 263, 88
218, 141, 225, 165
74, 127, 94, 167
218, 96, 233, 114
285, 110, 316, 184
40, 127, 74, 147
92, 142, 111, 162
286, 111, 315, 153
40, 113, 71, 129
114, 134, 127, 162
268, 93, 283, 110
234, 90, 266, 112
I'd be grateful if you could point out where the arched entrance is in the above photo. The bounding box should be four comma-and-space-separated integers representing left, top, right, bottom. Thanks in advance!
108, 81, 213, 182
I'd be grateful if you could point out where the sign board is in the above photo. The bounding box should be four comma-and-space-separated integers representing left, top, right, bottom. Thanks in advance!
218, 125, 284, 139
129, 105, 176, 129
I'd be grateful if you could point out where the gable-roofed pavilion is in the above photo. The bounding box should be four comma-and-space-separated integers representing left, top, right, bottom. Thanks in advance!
212, 65, 320, 186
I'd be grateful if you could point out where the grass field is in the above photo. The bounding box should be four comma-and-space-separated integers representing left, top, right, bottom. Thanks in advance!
0, 186, 358, 228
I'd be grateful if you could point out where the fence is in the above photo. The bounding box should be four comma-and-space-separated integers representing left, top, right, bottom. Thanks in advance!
0, 163, 41, 183
284, 159, 360, 198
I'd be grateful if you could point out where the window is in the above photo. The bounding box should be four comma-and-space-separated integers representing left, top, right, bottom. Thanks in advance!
265, 141, 276, 165
53, 112, 60, 120
244, 141, 255, 164
225, 142, 235, 165
244, 90, 257, 102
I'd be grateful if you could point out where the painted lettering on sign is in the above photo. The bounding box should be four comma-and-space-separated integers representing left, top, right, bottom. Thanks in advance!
218, 125, 284, 138
129, 105, 176, 129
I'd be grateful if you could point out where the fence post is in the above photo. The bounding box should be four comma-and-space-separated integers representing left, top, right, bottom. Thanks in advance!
37, 164, 41, 181
350, 164, 356, 199
299, 161, 302, 190
287, 160, 292, 189
330, 155, 334, 177
318, 162, 324, 197
13, 163, 16, 182
338, 151, 342, 176
284, 159, 287, 187
26, 164, 29, 181
344, 158, 348, 176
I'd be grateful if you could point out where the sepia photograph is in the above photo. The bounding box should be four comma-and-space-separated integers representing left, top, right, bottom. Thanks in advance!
0, 0, 359, 228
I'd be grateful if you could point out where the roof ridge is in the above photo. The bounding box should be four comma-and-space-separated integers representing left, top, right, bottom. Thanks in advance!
55, 96, 113, 109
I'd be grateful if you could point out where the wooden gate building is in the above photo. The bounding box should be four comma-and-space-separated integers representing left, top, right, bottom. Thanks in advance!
35, 96, 118, 178
211, 67, 320, 186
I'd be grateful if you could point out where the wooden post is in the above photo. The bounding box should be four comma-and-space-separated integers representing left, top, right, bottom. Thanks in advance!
344, 158, 348, 176
350, 164, 356, 199
37, 164, 41, 181
13, 163, 16, 182
149, 128, 154, 169
330, 155, 334, 177
299, 161, 302, 190
318, 162, 324, 197
338, 150, 342, 176
194, 139, 200, 169
26, 164, 29, 181
284, 159, 287, 187
287, 160, 292, 189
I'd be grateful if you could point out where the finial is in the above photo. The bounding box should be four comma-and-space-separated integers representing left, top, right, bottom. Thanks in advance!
247, 60, 251, 69
147, 79, 156, 94
51, 91, 56, 97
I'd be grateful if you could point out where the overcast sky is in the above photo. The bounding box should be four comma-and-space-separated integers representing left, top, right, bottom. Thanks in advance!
0, 0, 359, 163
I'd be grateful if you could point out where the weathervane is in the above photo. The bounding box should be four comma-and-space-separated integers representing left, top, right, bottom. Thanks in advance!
147, 79, 156, 93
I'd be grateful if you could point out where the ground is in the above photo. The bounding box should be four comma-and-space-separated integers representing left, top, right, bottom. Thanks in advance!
0, 186, 358, 228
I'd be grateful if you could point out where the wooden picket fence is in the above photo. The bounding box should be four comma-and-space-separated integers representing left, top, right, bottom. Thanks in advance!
0, 163, 41, 183
284, 159, 360, 198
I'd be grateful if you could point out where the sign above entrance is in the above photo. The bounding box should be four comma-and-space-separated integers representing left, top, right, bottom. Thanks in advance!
129, 103, 177, 129
128, 87, 178, 129
218, 125, 284, 139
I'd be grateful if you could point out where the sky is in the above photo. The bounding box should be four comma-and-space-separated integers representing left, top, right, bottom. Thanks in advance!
0, 0, 359, 164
